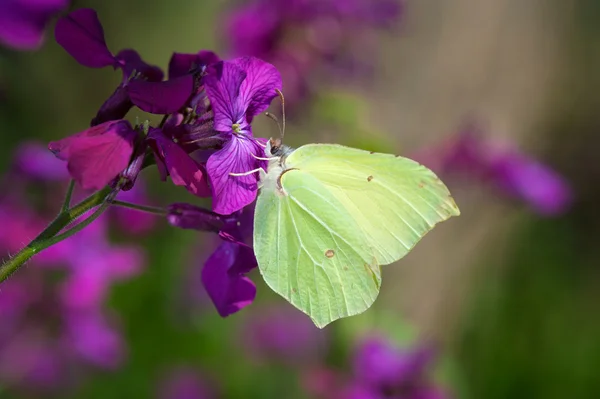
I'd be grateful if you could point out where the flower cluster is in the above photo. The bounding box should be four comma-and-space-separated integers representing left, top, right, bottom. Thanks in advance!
0, 142, 148, 393
47, 8, 282, 318
415, 123, 572, 216
222, 0, 403, 107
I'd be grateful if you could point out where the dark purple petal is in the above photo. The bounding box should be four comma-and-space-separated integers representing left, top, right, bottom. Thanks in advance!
128, 75, 194, 114
168, 50, 220, 79
167, 203, 235, 232
116, 49, 164, 82
232, 57, 283, 121
48, 120, 137, 190
204, 61, 247, 132
206, 135, 263, 215
147, 128, 211, 197
0, 0, 68, 51
218, 231, 257, 274
91, 84, 133, 126
201, 239, 256, 317
54, 8, 116, 68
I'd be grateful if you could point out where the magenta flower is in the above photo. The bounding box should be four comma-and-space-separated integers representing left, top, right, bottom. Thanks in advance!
340, 337, 450, 399
168, 203, 257, 317
0, 0, 68, 50
158, 367, 213, 399
0, 208, 140, 392
55, 8, 164, 125
415, 125, 572, 216
243, 306, 327, 365
48, 119, 138, 190
13, 141, 69, 181
147, 128, 211, 197
222, 0, 402, 106
204, 57, 282, 214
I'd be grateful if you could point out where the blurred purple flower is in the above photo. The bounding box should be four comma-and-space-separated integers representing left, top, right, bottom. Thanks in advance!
0, 0, 68, 50
112, 179, 158, 235
0, 182, 145, 392
339, 336, 450, 399
223, 0, 402, 106
415, 126, 572, 216
243, 306, 327, 365
158, 368, 213, 399
54, 216, 145, 309
48, 119, 138, 190
168, 203, 257, 317
204, 57, 282, 214
13, 141, 69, 181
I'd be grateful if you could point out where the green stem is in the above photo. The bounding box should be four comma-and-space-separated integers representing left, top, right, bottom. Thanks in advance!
109, 199, 167, 216
61, 180, 75, 212
0, 186, 114, 283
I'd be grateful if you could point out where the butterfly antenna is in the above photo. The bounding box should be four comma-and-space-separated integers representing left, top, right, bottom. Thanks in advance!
275, 88, 285, 141
264, 112, 283, 139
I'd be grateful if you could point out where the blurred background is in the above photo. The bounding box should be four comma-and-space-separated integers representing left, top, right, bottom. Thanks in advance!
1, 0, 599, 398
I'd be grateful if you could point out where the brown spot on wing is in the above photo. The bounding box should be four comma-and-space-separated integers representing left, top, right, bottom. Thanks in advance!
367, 175, 374, 182
325, 249, 335, 258
369, 151, 375, 154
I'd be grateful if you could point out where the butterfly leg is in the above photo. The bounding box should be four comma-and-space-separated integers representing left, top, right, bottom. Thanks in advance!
229, 168, 266, 178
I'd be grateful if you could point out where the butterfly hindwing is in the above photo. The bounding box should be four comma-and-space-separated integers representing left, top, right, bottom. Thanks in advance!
254, 169, 381, 328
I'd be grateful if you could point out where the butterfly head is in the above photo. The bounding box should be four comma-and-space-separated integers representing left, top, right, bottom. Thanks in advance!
266, 137, 294, 158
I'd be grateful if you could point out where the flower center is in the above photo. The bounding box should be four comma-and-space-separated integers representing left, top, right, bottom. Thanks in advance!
232, 123, 242, 134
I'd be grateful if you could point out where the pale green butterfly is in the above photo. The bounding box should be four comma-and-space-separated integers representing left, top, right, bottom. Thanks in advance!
234, 98, 460, 328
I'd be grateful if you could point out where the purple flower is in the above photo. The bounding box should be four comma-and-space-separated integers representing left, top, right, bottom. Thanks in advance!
13, 141, 69, 181
222, 0, 402, 106
204, 57, 282, 214
147, 128, 211, 197
168, 203, 257, 317
0, 0, 68, 50
158, 367, 213, 399
48, 119, 138, 190
415, 126, 572, 216
55, 217, 145, 310
55, 8, 164, 125
339, 336, 450, 399
243, 306, 327, 365
111, 179, 158, 235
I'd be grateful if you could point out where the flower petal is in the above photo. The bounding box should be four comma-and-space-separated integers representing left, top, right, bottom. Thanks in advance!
206, 135, 263, 215
48, 120, 137, 190
201, 239, 256, 317
54, 8, 116, 68
128, 75, 194, 114
232, 57, 283, 121
91, 84, 133, 126
204, 61, 247, 132
147, 128, 211, 197
0, 0, 68, 51
168, 50, 220, 79
167, 203, 236, 232
115, 49, 164, 82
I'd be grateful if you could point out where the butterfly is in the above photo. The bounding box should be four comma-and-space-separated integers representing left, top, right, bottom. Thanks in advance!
251, 137, 460, 328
